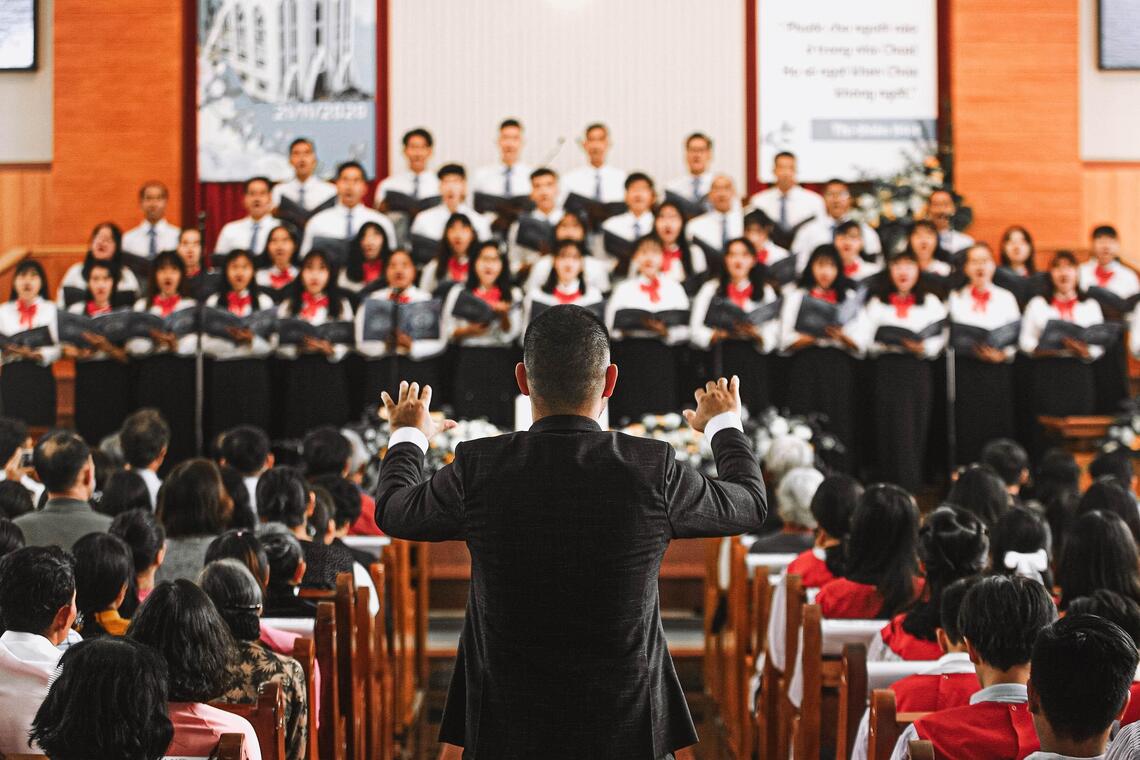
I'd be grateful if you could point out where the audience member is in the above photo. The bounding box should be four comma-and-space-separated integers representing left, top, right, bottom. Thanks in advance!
748, 467, 823, 554
312, 473, 372, 565
980, 438, 1031, 498
220, 425, 273, 510
301, 426, 353, 479
1058, 510, 1140, 610
73, 532, 133, 637
990, 506, 1054, 588
109, 508, 166, 607
260, 531, 315, 619
219, 463, 258, 530
0, 480, 33, 520
14, 430, 108, 549
120, 408, 169, 506
97, 468, 153, 517
0, 416, 45, 504
1076, 476, 1140, 544
156, 459, 235, 583
1066, 589, 1140, 727
946, 463, 1010, 527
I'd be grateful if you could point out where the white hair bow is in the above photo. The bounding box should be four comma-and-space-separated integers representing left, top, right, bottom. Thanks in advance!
1003, 549, 1049, 584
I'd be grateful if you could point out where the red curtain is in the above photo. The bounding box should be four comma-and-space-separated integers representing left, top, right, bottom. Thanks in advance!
196, 182, 246, 260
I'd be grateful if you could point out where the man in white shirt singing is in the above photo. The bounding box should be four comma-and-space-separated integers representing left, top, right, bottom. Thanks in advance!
791, 178, 881, 272
214, 177, 281, 258
122, 181, 181, 259
473, 119, 533, 200
748, 151, 825, 239
410, 164, 493, 243
562, 123, 627, 204
271, 137, 337, 212
664, 132, 714, 211
303, 161, 397, 255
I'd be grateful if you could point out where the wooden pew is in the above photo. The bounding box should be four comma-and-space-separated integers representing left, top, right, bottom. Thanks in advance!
214, 733, 247, 760
868, 689, 930, 760
909, 740, 936, 760
385, 539, 420, 739
774, 574, 806, 760
290, 637, 319, 760
702, 537, 723, 707
369, 563, 396, 760
334, 573, 366, 760
212, 680, 287, 760
838, 642, 868, 760
720, 540, 750, 757
315, 600, 346, 760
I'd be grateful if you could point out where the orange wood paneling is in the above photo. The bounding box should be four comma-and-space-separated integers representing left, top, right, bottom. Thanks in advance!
0, 164, 53, 252
1082, 165, 1140, 268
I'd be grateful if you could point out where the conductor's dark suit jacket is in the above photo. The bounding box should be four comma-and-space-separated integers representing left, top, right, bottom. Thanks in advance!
375, 415, 766, 759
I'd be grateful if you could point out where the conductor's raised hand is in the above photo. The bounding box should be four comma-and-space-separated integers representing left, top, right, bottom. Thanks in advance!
683, 376, 742, 433
381, 381, 458, 441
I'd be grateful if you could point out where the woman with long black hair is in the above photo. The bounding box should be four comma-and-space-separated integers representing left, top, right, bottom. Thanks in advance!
338, 220, 392, 304
419, 212, 478, 296
655, 200, 709, 292
522, 239, 605, 327
0, 260, 59, 426
56, 222, 140, 309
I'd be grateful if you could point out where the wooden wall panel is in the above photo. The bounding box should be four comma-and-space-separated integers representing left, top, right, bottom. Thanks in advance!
1082, 165, 1140, 268
0, 165, 53, 252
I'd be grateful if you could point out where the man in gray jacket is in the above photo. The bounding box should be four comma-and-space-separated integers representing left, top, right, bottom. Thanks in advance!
14, 431, 108, 549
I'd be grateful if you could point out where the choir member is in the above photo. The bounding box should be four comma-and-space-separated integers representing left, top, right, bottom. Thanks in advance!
869, 506, 988, 661
507, 167, 564, 276
126, 251, 198, 465
686, 175, 743, 260
256, 224, 300, 302
561, 123, 627, 204
815, 483, 921, 619
689, 237, 779, 414
791, 179, 881, 272
121, 181, 181, 260
996, 225, 1045, 445
0, 260, 59, 426
176, 227, 220, 301
948, 243, 1021, 465
201, 250, 276, 438
337, 221, 391, 301
419, 212, 478, 296
906, 219, 954, 289
276, 249, 354, 438
654, 200, 708, 291
522, 240, 605, 330
742, 208, 794, 281
600, 172, 657, 266
302, 161, 396, 256
1080, 224, 1139, 298
833, 219, 881, 283
849, 249, 947, 491
1081, 225, 1137, 414
472, 119, 533, 200
57, 222, 140, 309
1019, 250, 1105, 429
605, 236, 690, 421
354, 248, 446, 412
664, 133, 714, 212
925, 188, 973, 258
62, 260, 132, 445
778, 244, 861, 462
409, 164, 493, 246
213, 177, 280, 262
271, 138, 337, 212
375, 128, 439, 210
523, 212, 610, 294
747, 151, 826, 242
442, 241, 523, 426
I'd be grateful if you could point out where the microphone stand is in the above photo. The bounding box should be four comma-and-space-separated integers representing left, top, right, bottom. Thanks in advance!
539, 136, 567, 168
194, 210, 207, 456
946, 345, 957, 479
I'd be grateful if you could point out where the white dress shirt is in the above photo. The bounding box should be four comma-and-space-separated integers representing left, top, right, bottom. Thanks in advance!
124, 297, 200, 358
524, 254, 611, 296
243, 474, 259, 512
200, 291, 277, 360
777, 287, 862, 354
56, 264, 139, 309
948, 284, 1022, 361
890, 682, 1028, 760
441, 286, 523, 348
353, 286, 446, 360
605, 275, 691, 346
601, 210, 656, 243
302, 203, 397, 255
1019, 295, 1106, 360
472, 162, 534, 198
275, 298, 354, 362
136, 467, 162, 510
665, 172, 713, 204
271, 175, 337, 211
748, 185, 826, 231
792, 216, 882, 272
561, 165, 627, 204
215, 215, 281, 256
689, 278, 780, 353
122, 219, 181, 258
687, 210, 744, 252
1080, 259, 1140, 298
939, 229, 975, 256
410, 203, 493, 243
0, 630, 62, 754
0, 298, 60, 366
848, 293, 948, 358
377, 170, 440, 203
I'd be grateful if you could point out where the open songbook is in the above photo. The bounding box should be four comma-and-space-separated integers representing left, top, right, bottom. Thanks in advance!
276, 319, 355, 346
948, 321, 1021, 352
275, 195, 336, 230
603, 231, 636, 260
793, 295, 860, 337
516, 217, 556, 252
563, 193, 626, 227
1086, 286, 1140, 318
200, 308, 278, 342
1037, 319, 1123, 351
663, 190, 706, 220
383, 191, 441, 216
360, 298, 442, 342
613, 308, 690, 332
310, 237, 351, 269
704, 297, 782, 330
474, 192, 534, 216
0, 325, 54, 349
873, 319, 946, 346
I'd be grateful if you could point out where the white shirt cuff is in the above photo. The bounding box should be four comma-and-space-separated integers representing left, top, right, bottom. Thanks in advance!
704, 411, 744, 440
388, 427, 429, 454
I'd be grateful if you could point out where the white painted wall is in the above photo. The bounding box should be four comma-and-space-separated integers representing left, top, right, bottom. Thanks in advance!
0, 0, 52, 163
1080, 0, 1140, 161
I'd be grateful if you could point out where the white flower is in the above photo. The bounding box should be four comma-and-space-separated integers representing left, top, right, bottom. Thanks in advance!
792, 424, 813, 441
661, 413, 683, 430
769, 417, 789, 437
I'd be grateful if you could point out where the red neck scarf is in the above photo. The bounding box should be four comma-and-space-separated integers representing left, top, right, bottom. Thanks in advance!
1095, 264, 1114, 288
153, 294, 180, 317
447, 257, 469, 283
362, 260, 383, 283
640, 276, 662, 304
727, 281, 754, 309
301, 292, 328, 320
970, 287, 990, 312
270, 268, 294, 289
662, 246, 682, 272
844, 261, 859, 276
227, 291, 252, 314
16, 300, 36, 328
86, 302, 112, 317
388, 289, 410, 304
756, 247, 769, 265
553, 287, 581, 304
473, 286, 502, 305
889, 292, 916, 319
185, 266, 201, 279
810, 287, 838, 305
1053, 296, 1077, 320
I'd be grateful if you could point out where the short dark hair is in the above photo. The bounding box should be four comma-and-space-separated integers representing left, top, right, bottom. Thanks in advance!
243, 176, 272, 194
0, 480, 33, 519
288, 137, 314, 153
624, 172, 654, 191
1077, 477, 1140, 544
219, 425, 271, 476
980, 438, 1029, 488
0, 416, 27, 463
945, 463, 1009, 527
157, 459, 231, 538
1031, 614, 1138, 742
312, 474, 362, 529
523, 305, 611, 414
127, 579, 235, 702
0, 518, 24, 557
99, 469, 152, 517
1067, 589, 1140, 646
940, 576, 978, 644
686, 132, 712, 149
336, 161, 367, 181
1088, 448, 1134, 494
500, 118, 522, 131
206, 529, 269, 591
199, 559, 263, 642
261, 530, 304, 589
110, 508, 166, 575
991, 506, 1054, 588
30, 637, 174, 760
584, 122, 608, 138
302, 427, 352, 478
1093, 224, 1119, 239
73, 532, 133, 623
774, 151, 796, 163
530, 167, 557, 182
437, 162, 466, 180
0, 545, 75, 633
137, 180, 169, 200
120, 409, 170, 469
33, 430, 90, 493
959, 574, 1057, 671
256, 466, 309, 528
402, 127, 433, 147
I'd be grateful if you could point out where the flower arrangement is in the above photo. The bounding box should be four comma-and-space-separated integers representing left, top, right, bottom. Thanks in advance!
1104, 402, 1140, 452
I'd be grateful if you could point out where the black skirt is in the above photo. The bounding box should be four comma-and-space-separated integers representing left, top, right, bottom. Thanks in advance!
136, 354, 197, 466
362, 355, 446, 417
1093, 340, 1130, 415
710, 340, 770, 415
786, 347, 856, 470
451, 345, 521, 427
608, 338, 678, 424
75, 359, 132, 445
0, 361, 56, 427
953, 356, 1015, 467
1031, 357, 1097, 417
208, 358, 272, 440
281, 354, 350, 439
873, 354, 933, 492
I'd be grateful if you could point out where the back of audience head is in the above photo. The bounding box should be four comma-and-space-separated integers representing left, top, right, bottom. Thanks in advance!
126, 579, 235, 703
0, 517, 24, 558
261, 531, 306, 590
938, 576, 978, 653
844, 483, 920, 618
1066, 589, 1140, 647
218, 463, 256, 530
206, 529, 270, 592
946, 463, 1009, 527
810, 474, 861, 549
0, 416, 28, 469
219, 425, 272, 477
1028, 614, 1138, 753
1059, 510, 1140, 610
763, 436, 814, 486
302, 426, 352, 478
313, 473, 362, 535
199, 559, 263, 642
72, 532, 132, 634
959, 573, 1057, 673
990, 505, 1054, 588
0, 479, 33, 519
0, 545, 76, 640
90, 448, 117, 496
33, 430, 94, 497
29, 637, 174, 760
97, 468, 152, 517
310, 484, 336, 543
119, 409, 170, 470
904, 506, 989, 641
157, 459, 233, 538
1077, 476, 1140, 544
110, 508, 166, 581
257, 466, 310, 528
980, 438, 1030, 495
775, 467, 824, 531
1033, 447, 1080, 507
1088, 446, 1136, 495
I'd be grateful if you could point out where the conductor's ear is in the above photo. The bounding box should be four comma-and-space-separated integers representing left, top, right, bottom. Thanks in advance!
515, 363, 530, 396
602, 364, 618, 399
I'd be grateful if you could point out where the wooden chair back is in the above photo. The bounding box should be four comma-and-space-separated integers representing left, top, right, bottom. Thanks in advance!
354, 583, 379, 760
368, 562, 396, 760
384, 539, 418, 733
211, 680, 287, 760
722, 539, 752, 758
775, 574, 806, 760
909, 740, 936, 760
316, 600, 346, 760
838, 643, 869, 760
791, 603, 823, 760
868, 688, 931, 760
290, 636, 319, 760
412, 542, 430, 687
702, 536, 724, 705
334, 572, 365, 760
213, 733, 246, 760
